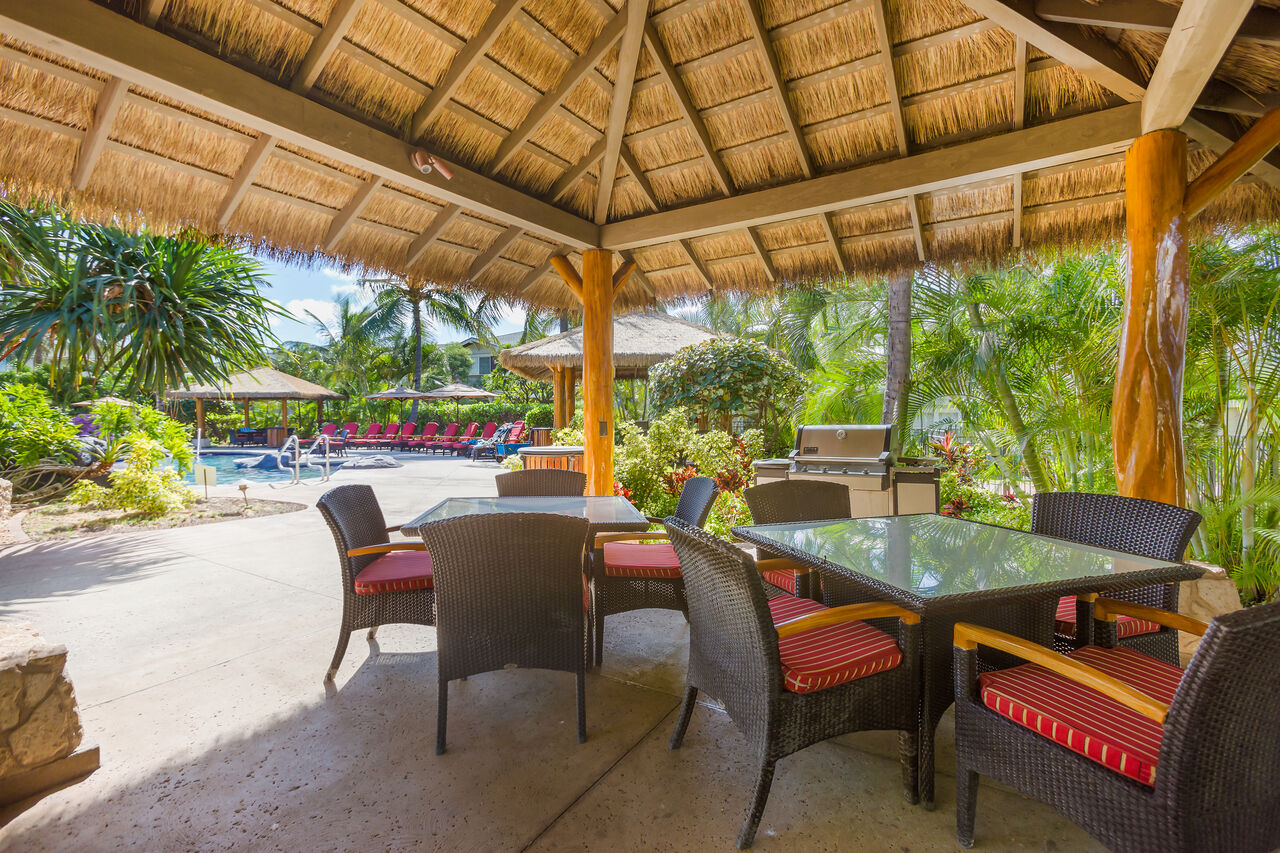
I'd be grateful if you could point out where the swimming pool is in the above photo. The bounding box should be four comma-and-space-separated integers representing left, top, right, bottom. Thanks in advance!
184, 452, 331, 484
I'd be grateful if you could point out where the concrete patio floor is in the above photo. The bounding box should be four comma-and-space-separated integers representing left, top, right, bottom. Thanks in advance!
0, 454, 1104, 851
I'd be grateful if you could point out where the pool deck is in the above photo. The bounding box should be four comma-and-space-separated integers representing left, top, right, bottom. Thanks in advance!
0, 452, 1102, 851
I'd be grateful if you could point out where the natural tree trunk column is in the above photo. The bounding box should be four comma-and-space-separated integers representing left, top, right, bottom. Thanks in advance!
882, 272, 911, 433
581, 249, 616, 496
551, 367, 567, 429
1114, 128, 1189, 506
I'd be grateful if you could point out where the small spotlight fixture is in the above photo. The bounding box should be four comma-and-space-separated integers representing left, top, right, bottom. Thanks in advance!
410, 149, 453, 180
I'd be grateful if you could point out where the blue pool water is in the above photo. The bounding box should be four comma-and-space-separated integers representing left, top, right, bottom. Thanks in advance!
183, 452, 329, 484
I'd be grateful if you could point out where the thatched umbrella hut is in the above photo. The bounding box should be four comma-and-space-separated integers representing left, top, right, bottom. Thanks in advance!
167, 367, 346, 435
500, 313, 719, 427
1, 0, 1278, 497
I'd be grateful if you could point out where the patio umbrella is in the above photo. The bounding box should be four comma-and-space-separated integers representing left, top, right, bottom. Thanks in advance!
364, 386, 433, 421
420, 382, 497, 420
71, 396, 138, 407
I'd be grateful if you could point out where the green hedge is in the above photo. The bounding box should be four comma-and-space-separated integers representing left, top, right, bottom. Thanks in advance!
525, 403, 554, 428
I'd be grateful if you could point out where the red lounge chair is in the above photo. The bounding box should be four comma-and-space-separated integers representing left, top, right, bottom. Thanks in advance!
379, 424, 401, 448
496, 421, 530, 460
342, 422, 358, 436
404, 422, 438, 451
393, 423, 417, 449
300, 423, 337, 446
351, 423, 382, 446
428, 423, 459, 453
447, 422, 480, 454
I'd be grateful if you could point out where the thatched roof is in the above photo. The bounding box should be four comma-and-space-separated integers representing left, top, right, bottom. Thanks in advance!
166, 367, 346, 400
500, 311, 719, 380
0, 1, 1278, 309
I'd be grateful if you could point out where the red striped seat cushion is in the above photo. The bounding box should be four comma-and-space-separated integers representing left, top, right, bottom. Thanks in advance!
978, 645, 1183, 786
603, 542, 682, 579
761, 568, 798, 593
767, 595, 903, 694
353, 550, 433, 595
1054, 596, 1161, 638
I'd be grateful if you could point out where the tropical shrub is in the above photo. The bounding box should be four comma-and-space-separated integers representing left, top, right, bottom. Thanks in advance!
68, 434, 197, 516
0, 383, 79, 468
91, 401, 194, 474
524, 403, 554, 428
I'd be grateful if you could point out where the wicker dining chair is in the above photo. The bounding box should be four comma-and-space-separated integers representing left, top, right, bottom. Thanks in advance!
665, 519, 921, 849
743, 479, 851, 600
495, 468, 586, 496
418, 512, 591, 755
316, 484, 435, 682
953, 598, 1280, 852
588, 476, 717, 666
1032, 492, 1201, 663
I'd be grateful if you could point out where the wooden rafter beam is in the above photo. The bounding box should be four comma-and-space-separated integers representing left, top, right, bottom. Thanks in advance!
550, 137, 606, 202
869, 0, 907, 157
679, 239, 713, 287
1140, 0, 1253, 133
323, 175, 382, 250
600, 103, 1143, 248
216, 133, 276, 228
291, 0, 362, 94
956, 0, 1145, 101
1185, 109, 1280, 218
468, 224, 523, 281
1183, 110, 1280, 190
409, 0, 523, 141
740, 0, 814, 178
0, 0, 597, 248
142, 0, 165, 26
643, 23, 733, 196
72, 75, 127, 190
1035, 0, 1280, 48
744, 227, 777, 281
619, 145, 660, 211
1012, 37, 1026, 248
818, 212, 847, 273
907, 195, 925, 260
488, 8, 627, 176
596, 0, 647, 225
405, 203, 463, 267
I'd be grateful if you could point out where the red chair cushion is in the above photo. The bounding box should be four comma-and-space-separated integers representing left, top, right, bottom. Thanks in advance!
353, 550, 433, 595
603, 542, 682, 579
978, 644, 1183, 786
761, 568, 798, 594
1055, 596, 1161, 638
766, 596, 903, 694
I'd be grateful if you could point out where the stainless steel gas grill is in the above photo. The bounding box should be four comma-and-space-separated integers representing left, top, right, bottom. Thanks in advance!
769, 424, 940, 517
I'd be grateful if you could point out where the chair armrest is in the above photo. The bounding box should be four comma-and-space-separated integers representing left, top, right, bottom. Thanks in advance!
953, 623, 1170, 724
1093, 597, 1208, 636
593, 530, 670, 548
645, 515, 665, 524
776, 602, 920, 638
347, 542, 427, 557
385, 524, 403, 534
754, 557, 813, 576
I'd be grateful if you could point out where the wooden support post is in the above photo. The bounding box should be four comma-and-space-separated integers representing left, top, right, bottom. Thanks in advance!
281, 399, 289, 429
580, 250, 616, 496
551, 367, 568, 429
316, 399, 324, 431
1114, 129, 1188, 506
194, 398, 205, 436
567, 370, 577, 424
243, 399, 250, 428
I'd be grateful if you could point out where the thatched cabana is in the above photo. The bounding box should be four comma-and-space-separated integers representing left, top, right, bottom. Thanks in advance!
166, 366, 346, 433
1, 0, 1278, 496
500, 312, 718, 426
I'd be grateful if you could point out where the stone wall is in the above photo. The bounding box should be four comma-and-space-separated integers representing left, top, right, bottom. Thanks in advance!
0, 624, 83, 779
1179, 561, 1245, 663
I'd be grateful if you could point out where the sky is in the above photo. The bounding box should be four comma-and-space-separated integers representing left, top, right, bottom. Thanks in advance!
256, 255, 529, 346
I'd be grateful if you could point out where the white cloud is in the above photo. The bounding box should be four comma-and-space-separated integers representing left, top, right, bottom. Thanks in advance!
330, 281, 362, 298
282, 298, 338, 331
321, 267, 356, 281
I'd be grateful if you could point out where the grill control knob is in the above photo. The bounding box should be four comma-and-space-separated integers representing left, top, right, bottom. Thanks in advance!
835, 429, 847, 440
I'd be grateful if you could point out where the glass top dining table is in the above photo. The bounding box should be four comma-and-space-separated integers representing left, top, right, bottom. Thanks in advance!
400, 495, 649, 537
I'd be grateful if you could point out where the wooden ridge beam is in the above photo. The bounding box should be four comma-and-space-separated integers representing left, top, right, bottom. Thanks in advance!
0, 0, 597, 248
405, 203, 463, 267
741, 0, 814, 177
72, 75, 127, 190
1140, 0, 1253, 133
324, 175, 383, 250
468, 224, 523, 280
292, 0, 362, 94
216, 132, 275, 227
409, 0, 522, 140
600, 103, 1143, 248
1035, 0, 1280, 48
596, 0, 647, 225
488, 8, 627, 175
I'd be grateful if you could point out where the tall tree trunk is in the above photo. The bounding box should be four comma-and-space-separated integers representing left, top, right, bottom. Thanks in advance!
409, 300, 423, 424
559, 311, 569, 334
882, 272, 912, 452
966, 300, 1052, 494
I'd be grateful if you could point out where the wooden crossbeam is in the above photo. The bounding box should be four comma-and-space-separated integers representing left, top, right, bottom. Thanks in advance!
409, 0, 522, 141
1183, 110, 1280, 190
680, 239, 713, 287
550, 137, 606, 202
405, 203, 463, 267
644, 23, 733, 196
869, 1, 908, 157
1140, 0, 1253, 133
72, 75, 127, 190
744, 227, 777, 281
488, 8, 627, 175
596, 0, 648, 225
1036, 0, 1280, 48
740, 0, 814, 178
292, 0, 362, 94
216, 132, 276, 227
619, 145, 660, 210
468, 224, 523, 281
324, 175, 383, 250
818, 212, 847, 273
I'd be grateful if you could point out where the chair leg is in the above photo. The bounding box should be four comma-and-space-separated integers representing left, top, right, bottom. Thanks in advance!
324, 626, 351, 682
593, 606, 605, 667
669, 685, 698, 750
737, 757, 775, 850
367, 626, 378, 641
919, 723, 936, 810
435, 676, 448, 756
956, 768, 979, 848
898, 729, 919, 804
576, 670, 587, 744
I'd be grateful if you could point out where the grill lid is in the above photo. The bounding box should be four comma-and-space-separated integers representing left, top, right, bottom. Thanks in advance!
790, 424, 894, 465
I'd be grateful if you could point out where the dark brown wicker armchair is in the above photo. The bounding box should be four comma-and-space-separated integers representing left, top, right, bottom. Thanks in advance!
316, 484, 435, 683
588, 476, 717, 666
495, 468, 586, 496
954, 598, 1280, 852
665, 519, 921, 849
1031, 492, 1201, 662
742, 479, 851, 600
418, 512, 591, 755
